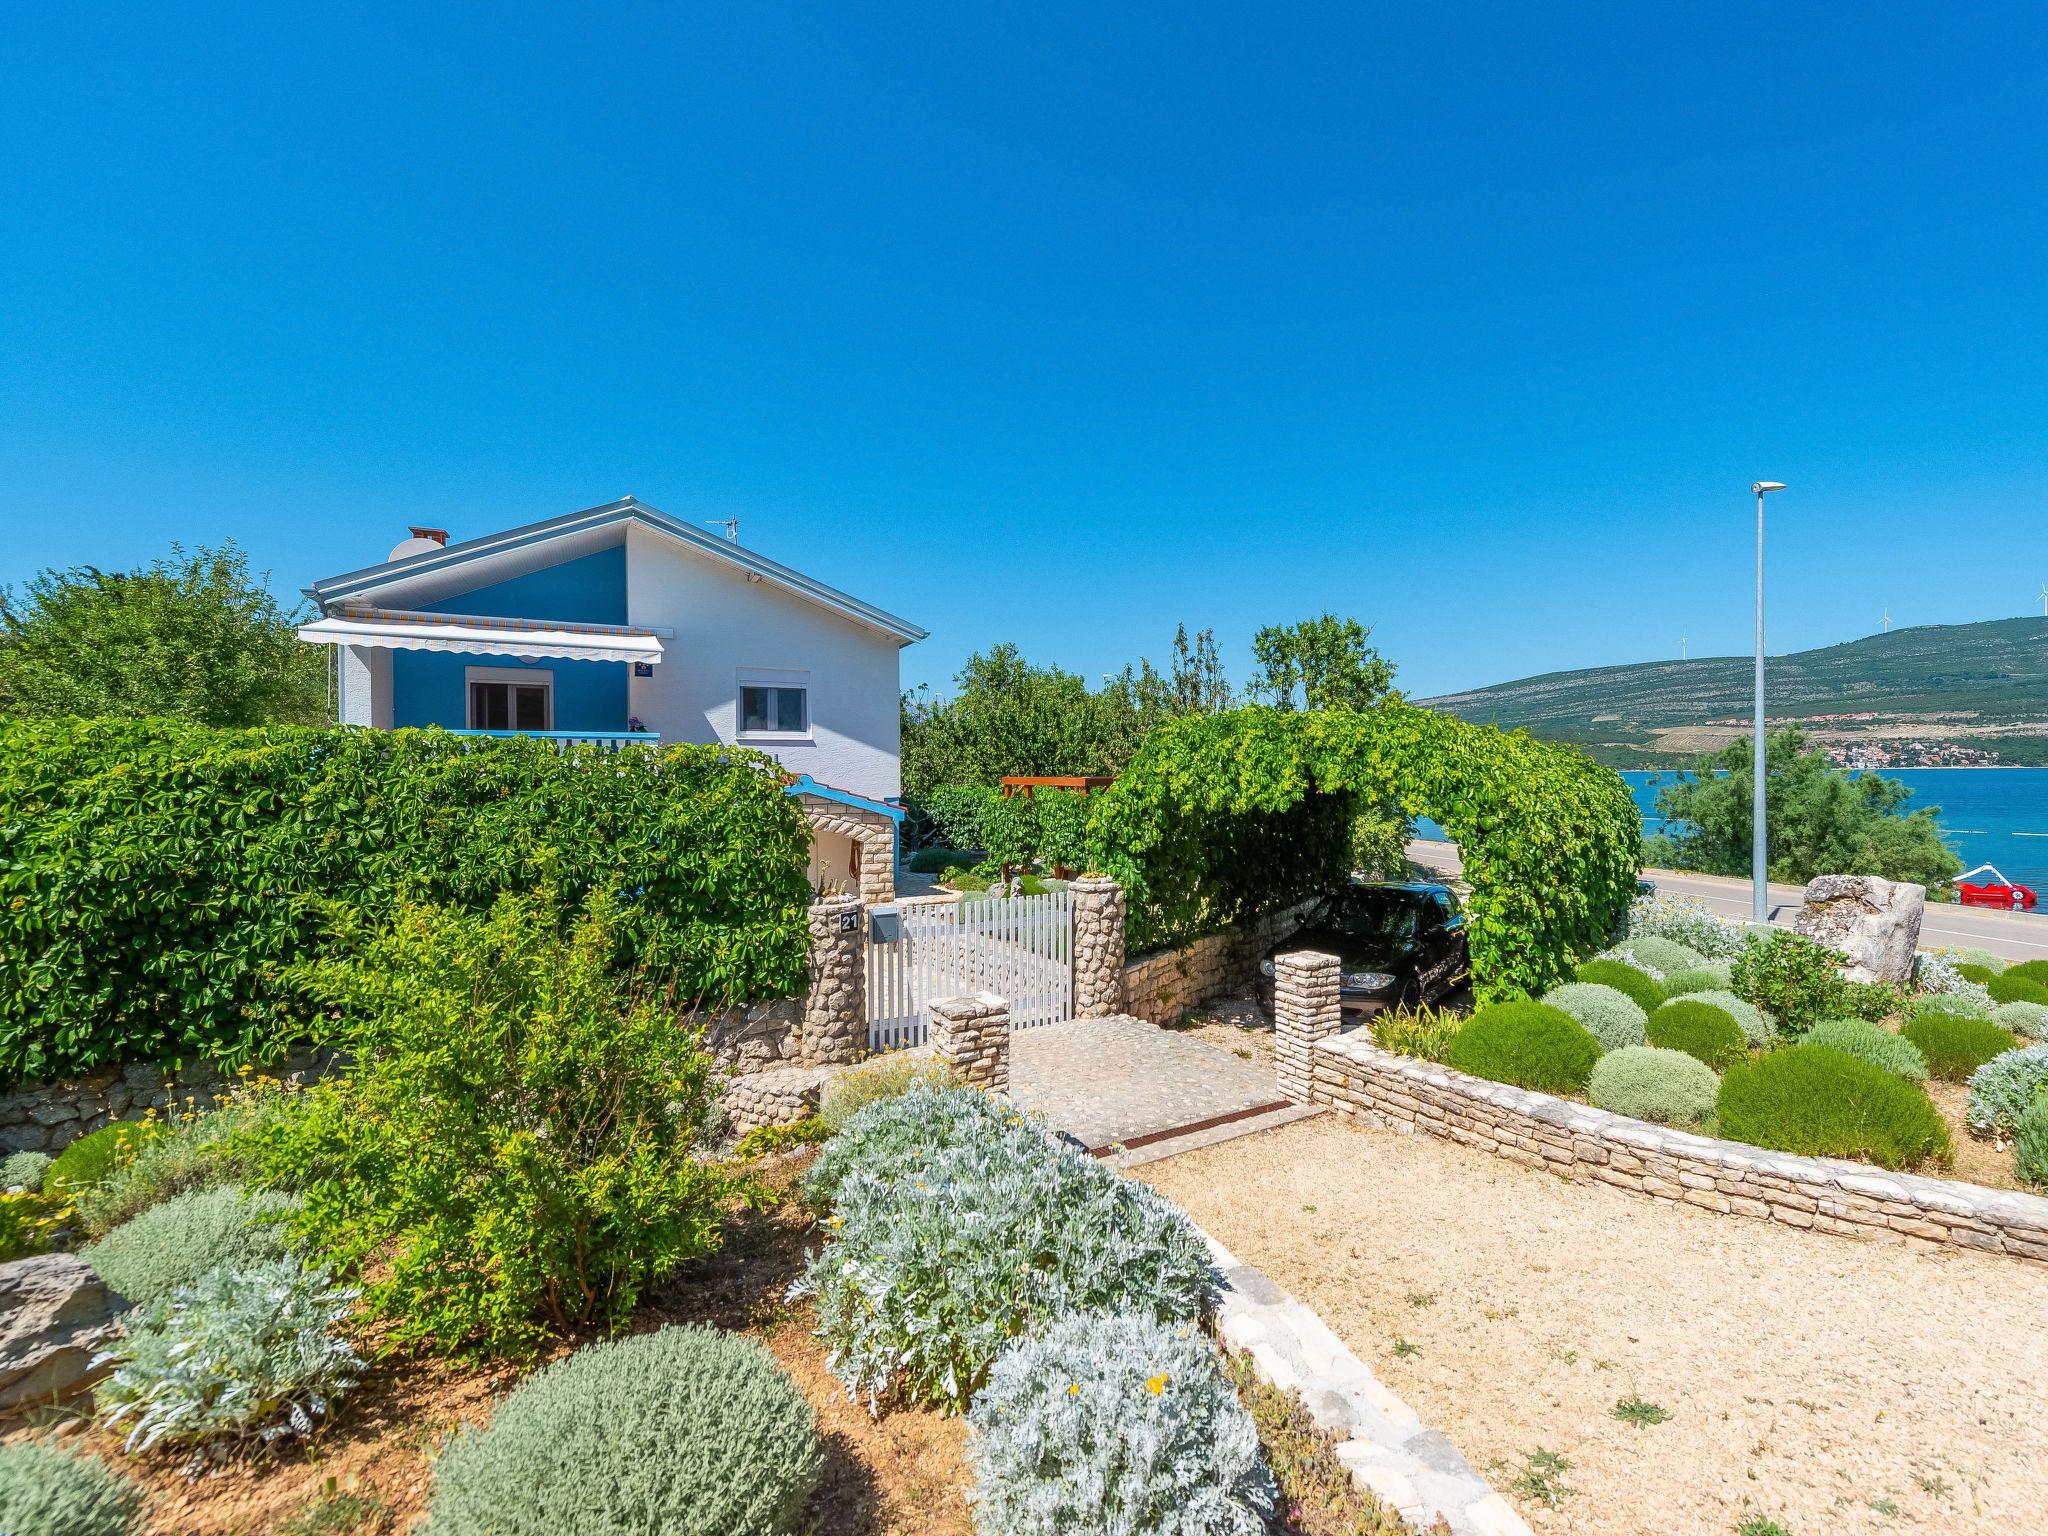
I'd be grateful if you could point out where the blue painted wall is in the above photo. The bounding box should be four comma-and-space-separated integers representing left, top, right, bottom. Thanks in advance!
391, 546, 631, 730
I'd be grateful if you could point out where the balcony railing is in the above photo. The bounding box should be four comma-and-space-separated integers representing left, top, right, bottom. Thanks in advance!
444, 729, 661, 751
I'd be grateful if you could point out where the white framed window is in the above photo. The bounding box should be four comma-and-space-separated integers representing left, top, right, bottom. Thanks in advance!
736, 667, 810, 741
466, 666, 554, 732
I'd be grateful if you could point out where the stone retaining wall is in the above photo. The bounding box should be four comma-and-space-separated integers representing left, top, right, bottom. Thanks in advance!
1120, 902, 1318, 1028
1309, 1032, 2048, 1265
0, 1047, 340, 1156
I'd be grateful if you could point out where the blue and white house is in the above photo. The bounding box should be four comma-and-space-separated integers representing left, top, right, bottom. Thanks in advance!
299, 496, 925, 901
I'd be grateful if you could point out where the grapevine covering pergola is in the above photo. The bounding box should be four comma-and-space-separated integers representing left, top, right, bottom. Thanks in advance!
1085, 705, 1641, 999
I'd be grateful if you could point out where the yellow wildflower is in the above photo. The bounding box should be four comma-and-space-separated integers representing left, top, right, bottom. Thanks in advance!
1145, 1373, 1168, 1396
1067, 1384, 1081, 1396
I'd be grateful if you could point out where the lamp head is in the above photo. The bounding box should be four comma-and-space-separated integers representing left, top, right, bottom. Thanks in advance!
1752, 481, 1787, 495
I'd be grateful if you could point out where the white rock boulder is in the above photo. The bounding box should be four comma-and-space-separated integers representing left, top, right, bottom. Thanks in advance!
1792, 874, 1925, 984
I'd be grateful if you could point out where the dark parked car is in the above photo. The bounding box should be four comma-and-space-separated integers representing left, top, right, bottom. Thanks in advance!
1254, 881, 1469, 1020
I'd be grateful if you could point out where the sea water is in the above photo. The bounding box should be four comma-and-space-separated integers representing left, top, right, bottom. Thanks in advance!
1621, 768, 2048, 892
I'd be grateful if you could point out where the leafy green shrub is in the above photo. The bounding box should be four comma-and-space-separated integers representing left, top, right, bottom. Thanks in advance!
1587, 1046, 1719, 1131
1538, 984, 1646, 1052
1955, 947, 2007, 974
817, 1054, 960, 1134
1899, 1013, 2019, 1083
730, 1118, 830, 1160
1802, 1018, 1927, 1081
905, 846, 977, 875
1731, 931, 1849, 1037
83, 1186, 300, 1306
2, 1149, 52, 1192
1965, 1044, 2048, 1137
1572, 960, 1665, 1016
0, 720, 812, 1083
95, 1257, 361, 1453
1662, 962, 1733, 996
1989, 973, 2048, 1007
424, 1325, 819, 1536
1443, 1003, 1601, 1095
2015, 1094, 2048, 1187
1716, 1047, 1951, 1169
796, 1087, 1214, 1411
967, 1311, 1275, 1536
46, 1121, 164, 1199
1907, 991, 1992, 1022
1993, 1000, 2048, 1040
0, 1442, 144, 1536
244, 891, 741, 1358
1602, 936, 1709, 979
2005, 959, 2048, 987
1956, 963, 2000, 986
1369, 1005, 1462, 1063
1687, 989, 1769, 1047
1623, 894, 1747, 959
921, 783, 997, 852
1087, 706, 1640, 999
74, 1092, 291, 1239
1644, 1000, 1748, 1072
1, 1189, 68, 1261
1837, 979, 1907, 1023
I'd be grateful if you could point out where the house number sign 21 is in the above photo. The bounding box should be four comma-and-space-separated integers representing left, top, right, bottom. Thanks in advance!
838, 911, 859, 934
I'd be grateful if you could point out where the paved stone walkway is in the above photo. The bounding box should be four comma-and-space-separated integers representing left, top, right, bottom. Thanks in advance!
1009, 1013, 1291, 1150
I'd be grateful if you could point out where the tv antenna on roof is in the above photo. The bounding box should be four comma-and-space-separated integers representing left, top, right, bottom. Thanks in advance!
704, 517, 740, 544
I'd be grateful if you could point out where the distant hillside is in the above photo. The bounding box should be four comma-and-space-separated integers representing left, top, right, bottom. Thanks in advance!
1421, 617, 2048, 766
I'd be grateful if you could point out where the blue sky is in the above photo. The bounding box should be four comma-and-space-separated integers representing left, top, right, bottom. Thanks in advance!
2, 4, 2044, 698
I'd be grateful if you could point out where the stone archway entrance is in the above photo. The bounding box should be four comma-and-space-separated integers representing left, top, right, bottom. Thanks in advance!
795, 792, 897, 905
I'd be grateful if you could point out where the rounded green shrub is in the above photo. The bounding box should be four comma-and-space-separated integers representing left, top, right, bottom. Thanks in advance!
46, 1121, 164, 1198
1956, 947, 2007, 974
425, 1325, 822, 1536
1572, 960, 1665, 1016
1802, 1018, 1927, 1081
1588, 1046, 1719, 1131
1443, 1003, 1601, 1095
2015, 1094, 2048, 1187
817, 1054, 960, 1135
905, 846, 978, 875
1538, 983, 1646, 1052
1687, 989, 1770, 1048
1989, 973, 2048, 1007
1993, 1000, 2048, 1040
2005, 958, 2048, 987
2, 1149, 53, 1192
83, 1186, 300, 1306
1965, 1044, 2048, 1138
968, 1311, 1275, 1536
1644, 1000, 1748, 1072
1716, 1046, 1951, 1169
1662, 962, 1732, 996
1907, 991, 1992, 1022
1603, 936, 1708, 978
1899, 1013, 2019, 1084
1956, 963, 1999, 986
0, 1442, 144, 1536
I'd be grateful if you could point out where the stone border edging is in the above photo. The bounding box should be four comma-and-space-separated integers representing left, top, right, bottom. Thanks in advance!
1202, 1226, 1531, 1536
1311, 1032, 2048, 1264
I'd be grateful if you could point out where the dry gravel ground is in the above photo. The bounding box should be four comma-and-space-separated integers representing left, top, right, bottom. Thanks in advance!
1141, 1114, 2048, 1536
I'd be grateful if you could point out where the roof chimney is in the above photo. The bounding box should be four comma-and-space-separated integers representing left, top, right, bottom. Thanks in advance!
387, 526, 452, 563
409, 526, 449, 546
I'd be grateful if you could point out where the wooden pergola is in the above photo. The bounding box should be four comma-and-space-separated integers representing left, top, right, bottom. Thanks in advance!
999, 775, 1115, 798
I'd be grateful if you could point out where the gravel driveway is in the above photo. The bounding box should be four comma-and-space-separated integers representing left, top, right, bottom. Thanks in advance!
1140, 1114, 2048, 1536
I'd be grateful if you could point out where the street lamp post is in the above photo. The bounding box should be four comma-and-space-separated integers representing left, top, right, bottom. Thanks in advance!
1750, 481, 1787, 922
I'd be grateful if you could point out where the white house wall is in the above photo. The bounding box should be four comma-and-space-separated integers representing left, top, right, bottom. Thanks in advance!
624, 523, 903, 801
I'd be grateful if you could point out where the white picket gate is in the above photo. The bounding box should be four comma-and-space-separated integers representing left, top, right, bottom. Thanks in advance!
865, 889, 1073, 1049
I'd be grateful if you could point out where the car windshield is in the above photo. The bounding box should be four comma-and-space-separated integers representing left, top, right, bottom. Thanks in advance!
1324, 892, 1425, 942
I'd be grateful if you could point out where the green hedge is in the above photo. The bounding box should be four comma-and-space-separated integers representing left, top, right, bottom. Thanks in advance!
0, 720, 814, 1083
1716, 1046, 1950, 1170
1088, 706, 1639, 998
1443, 1001, 1601, 1094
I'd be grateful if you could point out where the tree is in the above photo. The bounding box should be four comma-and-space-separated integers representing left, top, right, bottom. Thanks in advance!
0, 542, 326, 726
1167, 624, 1233, 714
1644, 727, 1963, 889
1248, 615, 1399, 711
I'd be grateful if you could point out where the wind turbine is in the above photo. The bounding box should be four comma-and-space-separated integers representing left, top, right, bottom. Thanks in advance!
1680, 635, 1688, 660
2039, 582, 2047, 617
1882, 609, 1891, 633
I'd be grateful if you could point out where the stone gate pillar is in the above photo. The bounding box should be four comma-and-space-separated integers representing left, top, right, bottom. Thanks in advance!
1070, 875, 1127, 1019
929, 992, 1011, 1091
1273, 950, 1341, 1104
803, 893, 865, 1065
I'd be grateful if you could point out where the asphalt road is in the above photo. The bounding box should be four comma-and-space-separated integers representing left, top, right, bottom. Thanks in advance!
1405, 839, 2048, 963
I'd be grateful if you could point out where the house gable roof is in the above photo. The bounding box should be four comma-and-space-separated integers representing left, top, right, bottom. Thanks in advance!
306, 496, 927, 645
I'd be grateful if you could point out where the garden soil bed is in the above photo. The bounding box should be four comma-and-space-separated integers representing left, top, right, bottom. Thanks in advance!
1140, 1114, 2048, 1536
1, 1151, 971, 1536
1923, 1078, 2023, 1190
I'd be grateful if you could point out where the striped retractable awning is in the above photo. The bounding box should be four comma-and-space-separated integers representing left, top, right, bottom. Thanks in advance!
297, 606, 665, 665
